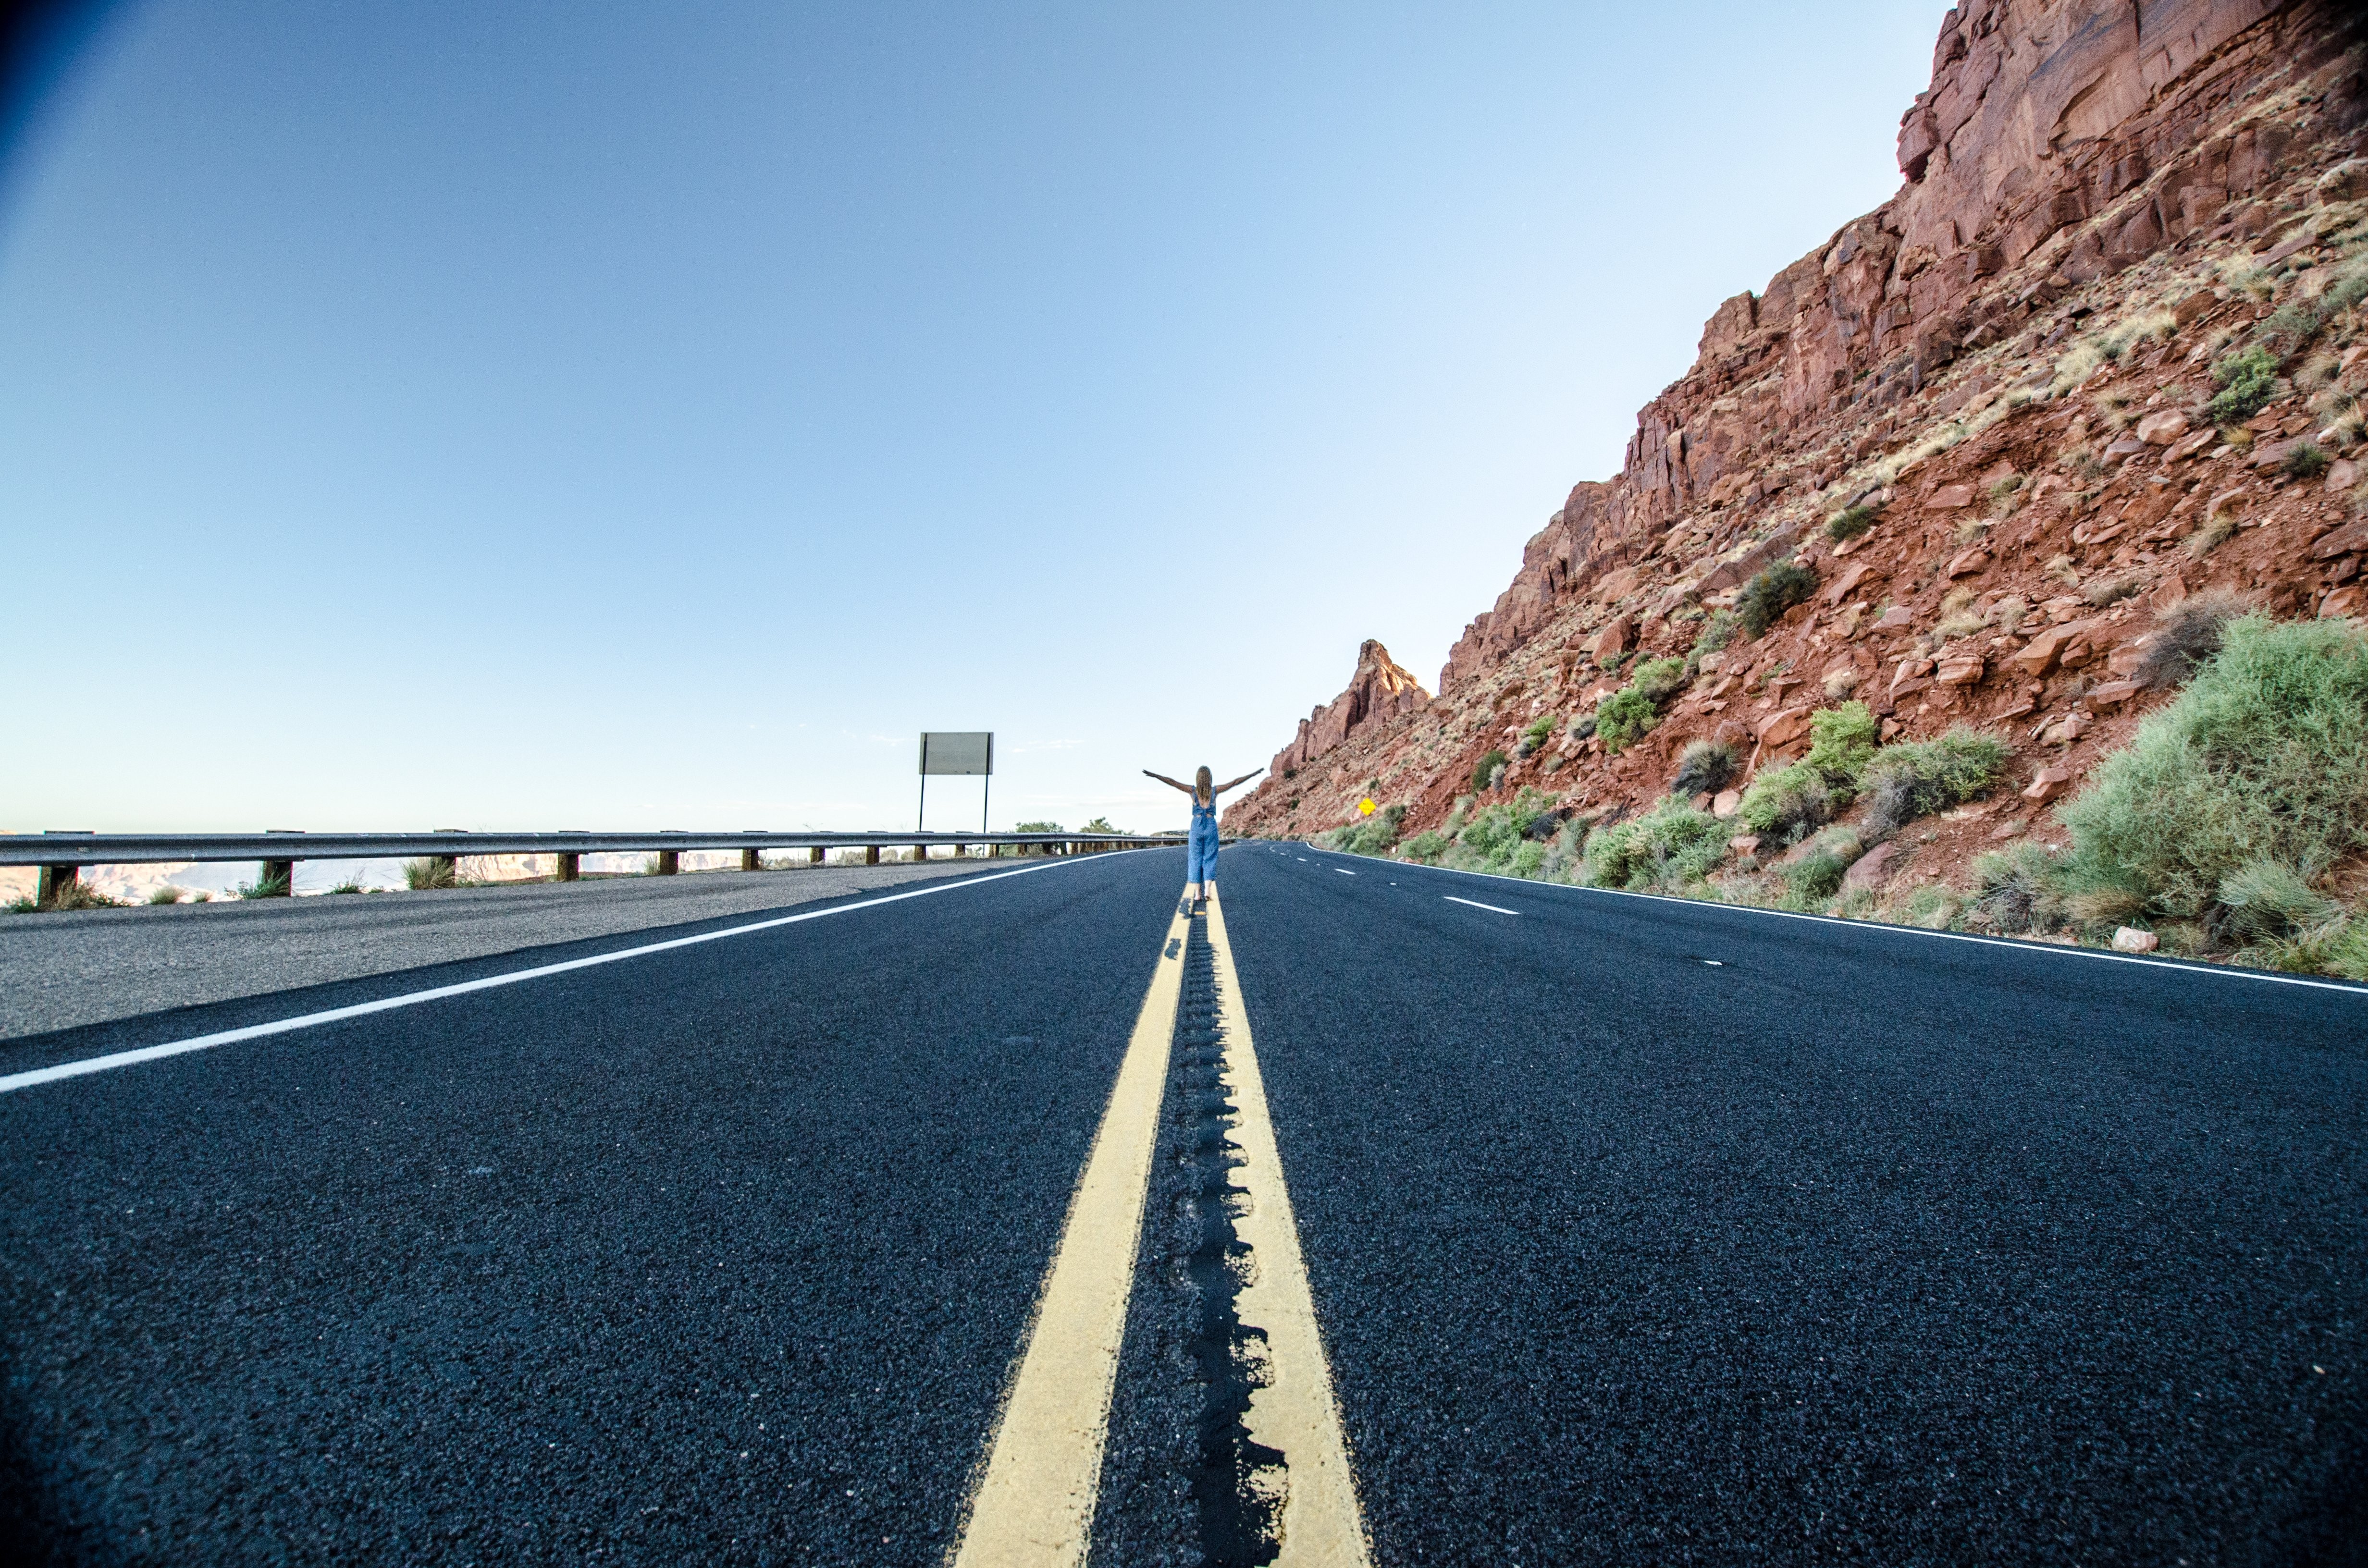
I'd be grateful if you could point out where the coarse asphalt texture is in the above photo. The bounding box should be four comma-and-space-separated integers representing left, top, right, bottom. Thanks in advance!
2, 841, 2365, 1564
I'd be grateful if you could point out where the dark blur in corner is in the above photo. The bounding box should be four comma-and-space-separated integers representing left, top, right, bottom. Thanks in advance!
0, 0, 125, 194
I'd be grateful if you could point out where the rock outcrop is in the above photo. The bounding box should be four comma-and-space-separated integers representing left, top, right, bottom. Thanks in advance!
1269, 640, 1429, 782
1229, 0, 2368, 857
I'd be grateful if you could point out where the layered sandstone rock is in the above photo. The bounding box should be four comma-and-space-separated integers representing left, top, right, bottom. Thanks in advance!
1429, 0, 2360, 697
1231, 0, 2368, 857
1266, 639, 1430, 782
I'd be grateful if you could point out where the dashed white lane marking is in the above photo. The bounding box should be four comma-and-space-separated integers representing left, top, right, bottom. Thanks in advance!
953, 899, 1191, 1566
1443, 895, 1518, 916
1333, 868, 1357, 877
1203, 894, 1372, 1565
0, 858, 1099, 1097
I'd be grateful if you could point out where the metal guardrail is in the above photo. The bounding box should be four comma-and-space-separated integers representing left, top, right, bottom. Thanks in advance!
4, 829, 1188, 904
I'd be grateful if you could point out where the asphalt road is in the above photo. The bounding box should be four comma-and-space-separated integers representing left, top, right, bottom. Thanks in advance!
0, 859, 996, 1041
2, 843, 2363, 1564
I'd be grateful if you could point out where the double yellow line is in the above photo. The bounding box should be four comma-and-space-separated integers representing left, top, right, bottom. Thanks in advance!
953, 893, 1369, 1566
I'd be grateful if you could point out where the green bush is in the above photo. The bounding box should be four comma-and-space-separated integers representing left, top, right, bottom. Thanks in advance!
1783, 849, 1850, 905
2283, 441, 2332, 480
1325, 804, 1406, 857
2207, 344, 2279, 425
1804, 701, 1878, 785
1445, 789, 1561, 875
1594, 686, 1659, 754
1401, 829, 1450, 864
1738, 761, 1832, 844
1971, 843, 2068, 933
1858, 728, 2011, 835
1629, 656, 1689, 703
1825, 503, 1878, 543
1736, 558, 1818, 637
1690, 610, 1739, 661
2057, 615, 2368, 924
1581, 797, 1727, 891
1471, 749, 1509, 792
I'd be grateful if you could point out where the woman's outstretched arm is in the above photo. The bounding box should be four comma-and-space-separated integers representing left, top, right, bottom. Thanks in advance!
1142, 770, 1194, 795
1212, 769, 1263, 796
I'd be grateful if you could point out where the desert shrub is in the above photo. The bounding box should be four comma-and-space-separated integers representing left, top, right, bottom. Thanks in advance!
2283, 441, 2331, 480
147, 885, 185, 906
1736, 559, 1819, 637
1401, 830, 1450, 864
238, 869, 291, 900
1471, 750, 1508, 792
1690, 610, 1739, 660
1971, 843, 2068, 933
1901, 883, 1958, 930
1783, 849, 1851, 906
1629, 656, 1689, 703
2134, 589, 2248, 689
1826, 503, 1878, 543
1670, 739, 1739, 797
1738, 761, 1833, 844
1857, 729, 2012, 836
327, 880, 366, 895
2057, 616, 2368, 925
1594, 686, 1659, 754
2206, 344, 2279, 425
1581, 797, 1727, 891
1446, 789, 1561, 875
1080, 816, 1124, 834
1804, 701, 1878, 786
2216, 858, 2338, 944
39, 880, 125, 911
1520, 713, 1557, 749
404, 857, 459, 890
1326, 804, 1406, 857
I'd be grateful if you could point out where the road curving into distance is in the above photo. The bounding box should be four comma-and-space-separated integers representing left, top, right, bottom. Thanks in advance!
1, 843, 2361, 1564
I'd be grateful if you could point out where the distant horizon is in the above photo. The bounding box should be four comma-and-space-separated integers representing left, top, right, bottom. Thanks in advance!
1, 0, 1952, 835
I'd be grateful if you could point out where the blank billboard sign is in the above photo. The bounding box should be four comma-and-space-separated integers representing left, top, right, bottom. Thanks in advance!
920, 732, 993, 775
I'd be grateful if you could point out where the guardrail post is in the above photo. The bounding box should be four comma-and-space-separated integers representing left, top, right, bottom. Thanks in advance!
256, 858, 296, 897
912, 844, 927, 863
741, 848, 761, 872
952, 841, 966, 859
655, 850, 679, 876
555, 853, 580, 882
36, 864, 77, 906
808, 847, 823, 865
864, 845, 879, 866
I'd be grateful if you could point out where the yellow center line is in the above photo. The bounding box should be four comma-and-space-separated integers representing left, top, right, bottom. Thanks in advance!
1204, 892, 1373, 1567
952, 900, 1191, 1567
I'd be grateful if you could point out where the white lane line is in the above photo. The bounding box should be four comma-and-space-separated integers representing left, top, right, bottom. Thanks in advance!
1333, 868, 1357, 877
0, 858, 1100, 1097
954, 899, 1191, 1566
1203, 893, 1371, 1564
1444, 895, 1518, 916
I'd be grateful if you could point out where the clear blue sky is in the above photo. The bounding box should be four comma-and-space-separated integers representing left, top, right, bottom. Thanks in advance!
1, 0, 1948, 835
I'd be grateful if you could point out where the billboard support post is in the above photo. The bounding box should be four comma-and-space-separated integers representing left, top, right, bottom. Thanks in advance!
918, 732, 994, 839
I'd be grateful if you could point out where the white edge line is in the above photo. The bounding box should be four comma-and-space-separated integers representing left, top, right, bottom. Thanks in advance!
0, 856, 1121, 1096
1278, 842, 2368, 997
1443, 895, 1518, 916
1332, 868, 1357, 876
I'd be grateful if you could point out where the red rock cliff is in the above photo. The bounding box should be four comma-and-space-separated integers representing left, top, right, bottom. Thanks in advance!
1430, 0, 2356, 696
1266, 640, 1430, 782
1230, 0, 2368, 846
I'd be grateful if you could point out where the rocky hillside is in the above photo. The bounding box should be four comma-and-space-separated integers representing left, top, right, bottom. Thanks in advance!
1228, 0, 2368, 930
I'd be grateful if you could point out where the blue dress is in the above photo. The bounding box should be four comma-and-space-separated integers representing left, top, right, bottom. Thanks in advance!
1188, 796, 1219, 884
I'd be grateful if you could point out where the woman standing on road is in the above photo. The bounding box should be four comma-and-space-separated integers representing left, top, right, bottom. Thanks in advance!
1143, 765, 1260, 911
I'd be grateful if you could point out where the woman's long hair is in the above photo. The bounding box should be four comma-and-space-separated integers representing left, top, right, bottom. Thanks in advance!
1195, 766, 1213, 800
